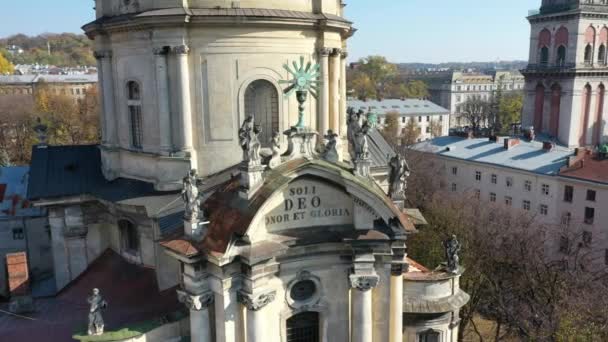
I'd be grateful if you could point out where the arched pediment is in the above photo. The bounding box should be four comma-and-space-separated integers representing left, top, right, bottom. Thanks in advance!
199, 158, 415, 258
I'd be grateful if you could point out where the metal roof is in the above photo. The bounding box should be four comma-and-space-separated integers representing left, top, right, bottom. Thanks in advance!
368, 129, 396, 169
411, 136, 574, 175
348, 99, 450, 116
0, 74, 98, 85
27, 145, 167, 202
0, 166, 44, 218
158, 211, 185, 237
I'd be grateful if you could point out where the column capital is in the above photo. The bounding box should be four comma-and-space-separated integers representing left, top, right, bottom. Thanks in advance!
177, 289, 214, 311
153, 46, 170, 56
318, 47, 333, 57
173, 44, 190, 55
340, 50, 349, 59
349, 274, 379, 292
94, 50, 112, 60
330, 48, 343, 57
238, 290, 276, 311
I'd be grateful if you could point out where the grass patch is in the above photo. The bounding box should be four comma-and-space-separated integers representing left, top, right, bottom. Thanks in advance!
73, 310, 188, 342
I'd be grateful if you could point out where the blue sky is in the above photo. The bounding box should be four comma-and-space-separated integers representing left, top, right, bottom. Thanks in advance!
0, 0, 539, 63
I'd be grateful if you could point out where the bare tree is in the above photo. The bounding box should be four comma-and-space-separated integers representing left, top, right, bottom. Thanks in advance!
459, 95, 491, 136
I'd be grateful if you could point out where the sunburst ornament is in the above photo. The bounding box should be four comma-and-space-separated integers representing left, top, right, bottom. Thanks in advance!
280, 56, 321, 129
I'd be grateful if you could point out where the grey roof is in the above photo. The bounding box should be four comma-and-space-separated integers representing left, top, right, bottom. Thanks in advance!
27, 145, 172, 202
411, 136, 574, 175
348, 99, 449, 116
368, 128, 396, 169
0, 74, 98, 85
158, 211, 185, 237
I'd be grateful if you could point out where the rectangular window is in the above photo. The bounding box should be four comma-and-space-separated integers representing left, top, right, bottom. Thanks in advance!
506, 177, 513, 188
451, 183, 457, 192
426, 116, 430, 122
452, 167, 458, 175
490, 192, 496, 202
12, 228, 24, 240
586, 189, 596, 202
402, 117, 406, 123
523, 200, 531, 211
524, 180, 532, 192
491, 174, 497, 184
418, 116, 422, 122
475, 189, 481, 199
564, 185, 573, 203
475, 171, 482, 181
439, 116, 443, 122
542, 184, 550, 196
584, 207, 595, 224
426, 127, 431, 133
540, 204, 548, 216
129, 106, 143, 149
505, 196, 512, 206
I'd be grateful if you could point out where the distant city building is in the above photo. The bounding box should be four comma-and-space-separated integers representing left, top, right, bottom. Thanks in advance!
0, 167, 50, 298
414, 70, 525, 128
0, 74, 98, 100
348, 99, 450, 141
413, 0, 608, 269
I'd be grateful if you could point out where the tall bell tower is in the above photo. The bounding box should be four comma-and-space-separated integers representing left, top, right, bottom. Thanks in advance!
521, 0, 608, 147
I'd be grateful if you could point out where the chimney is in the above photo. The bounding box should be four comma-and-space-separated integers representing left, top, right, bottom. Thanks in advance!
504, 138, 520, 150
542, 141, 554, 152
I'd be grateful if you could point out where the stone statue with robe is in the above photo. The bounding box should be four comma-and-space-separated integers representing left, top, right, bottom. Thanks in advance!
87, 288, 108, 336
182, 169, 202, 221
388, 154, 411, 199
443, 235, 461, 274
239, 116, 262, 164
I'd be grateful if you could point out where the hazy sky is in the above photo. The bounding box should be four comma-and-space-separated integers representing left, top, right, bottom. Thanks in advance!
0, 0, 540, 63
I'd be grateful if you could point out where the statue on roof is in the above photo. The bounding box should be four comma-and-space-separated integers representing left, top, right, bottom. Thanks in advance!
87, 288, 108, 336
388, 154, 411, 200
182, 169, 204, 222
353, 120, 371, 160
322, 129, 339, 163
443, 235, 461, 274
239, 116, 262, 164
268, 131, 282, 169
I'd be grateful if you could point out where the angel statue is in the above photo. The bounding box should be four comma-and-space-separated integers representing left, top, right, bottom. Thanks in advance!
388, 154, 411, 199
182, 169, 203, 221
322, 129, 339, 163
87, 288, 108, 336
238, 116, 262, 164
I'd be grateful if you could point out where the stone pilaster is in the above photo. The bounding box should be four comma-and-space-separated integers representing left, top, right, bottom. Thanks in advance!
318, 48, 331, 139
340, 50, 348, 139
153, 46, 173, 155
238, 290, 276, 342
94, 50, 117, 147
173, 44, 195, 164
330, 48, 342, 133
389, 239, 407, 342
178, 289, 214, 342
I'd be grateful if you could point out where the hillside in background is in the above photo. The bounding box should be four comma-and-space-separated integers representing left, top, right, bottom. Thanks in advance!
0, 33, 95, 67
398, 60, 528, 73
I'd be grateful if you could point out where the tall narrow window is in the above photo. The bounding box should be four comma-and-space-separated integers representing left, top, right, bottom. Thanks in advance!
127, 81, 143, 149
585, 44, 593, 66
286, 312, 319, 342
418, 329, 440, 342
245, 80, 279, 146
119, 220, 139, 253
598, 45, 606, 65
540, 46, 549, 66
556, 46, 567, 66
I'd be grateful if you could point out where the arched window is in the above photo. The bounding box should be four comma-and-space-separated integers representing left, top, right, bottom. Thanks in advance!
599, 45, 606, 65
539, 46, 549, 66
127, 81, 143, 149
244, 80, 279, 146
119, 220, 139, 253
556, 45, 567, 66
418, 329, 441, 342
584, 44, 594, 66
286, 312, 319, 342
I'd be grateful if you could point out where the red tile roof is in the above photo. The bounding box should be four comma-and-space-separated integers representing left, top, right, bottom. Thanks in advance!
0, 250, 181, 342
559, 152, 608, 184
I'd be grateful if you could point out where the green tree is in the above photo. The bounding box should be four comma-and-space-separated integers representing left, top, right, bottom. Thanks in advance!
357, 56, 397, 95
0, 52, 15, 75
497, 92, 523, 134
349, 71, 377, 100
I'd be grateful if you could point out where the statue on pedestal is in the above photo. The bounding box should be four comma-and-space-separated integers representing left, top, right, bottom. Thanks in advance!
443, 235, 461, 274
238, 116, 262, 164
268, 131, 282, 169
388, 154, 411, 199
322, 130, 339, 163
353, 120, 371, 160
87, 288, 108, 336
182, 169, 203, 221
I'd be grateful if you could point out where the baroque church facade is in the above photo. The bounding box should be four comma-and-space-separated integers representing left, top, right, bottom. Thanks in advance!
26, 1, 469, 341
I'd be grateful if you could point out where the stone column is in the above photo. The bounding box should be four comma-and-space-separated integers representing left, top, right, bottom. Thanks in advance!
339, 50, 348, 137
349, 274, 379, 342
154, 46, 173, 155
330, 48, 342, 132
173, 45, 194, 158
94, 50, 117, 147
389, 266, 404, 342
238, 290, 276, 342
178, 290, 214, 342
318, 48, 331, 137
